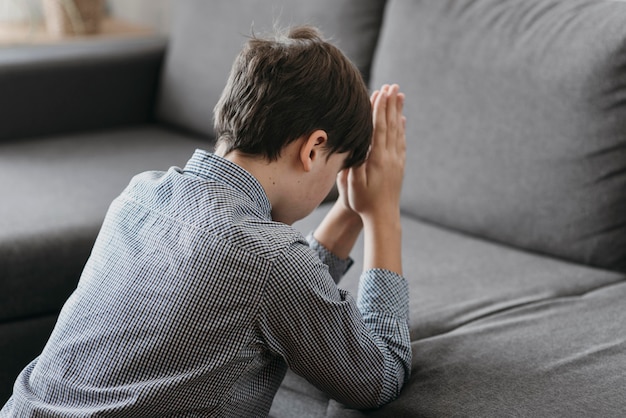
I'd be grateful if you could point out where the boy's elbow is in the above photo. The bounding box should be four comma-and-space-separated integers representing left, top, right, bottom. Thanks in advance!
335, 387, 383, 411
338, 385, 401, 411
338, 365, 409, 410
376, 365, 410, 408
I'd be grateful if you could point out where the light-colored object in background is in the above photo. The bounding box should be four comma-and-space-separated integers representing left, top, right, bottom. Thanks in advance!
42, 0, 104, 35
108, 0, 172, 34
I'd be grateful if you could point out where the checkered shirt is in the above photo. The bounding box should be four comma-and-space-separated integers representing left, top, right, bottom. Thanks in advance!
2, 150, 411, 417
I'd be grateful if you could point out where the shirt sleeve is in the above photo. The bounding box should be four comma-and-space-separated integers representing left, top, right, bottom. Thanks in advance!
357, 268, 411, 404
258, 241, 411, 410
305, 232, 353, 284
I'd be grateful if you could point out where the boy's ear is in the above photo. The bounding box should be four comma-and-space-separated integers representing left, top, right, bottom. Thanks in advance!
299, 130, 328, 172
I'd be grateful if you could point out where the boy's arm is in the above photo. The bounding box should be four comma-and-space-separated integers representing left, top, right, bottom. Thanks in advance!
314, 84, 405, 276
312, 200, 362, 261
348, 84, 405, 276
259, 250, 410, 409
309, 169, 362, 285
259, 85, 410, 409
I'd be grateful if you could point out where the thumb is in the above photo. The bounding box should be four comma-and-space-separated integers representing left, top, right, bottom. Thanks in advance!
349, 162, 367, 190
337, 169, 348, 195
337, 169, 348, 187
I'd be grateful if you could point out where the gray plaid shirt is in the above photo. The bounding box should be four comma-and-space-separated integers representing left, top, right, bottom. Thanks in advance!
2, 150, 410, 417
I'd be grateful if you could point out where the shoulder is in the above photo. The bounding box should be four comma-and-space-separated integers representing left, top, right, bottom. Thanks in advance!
117, 166, 318, 264
233, 219, 311, 264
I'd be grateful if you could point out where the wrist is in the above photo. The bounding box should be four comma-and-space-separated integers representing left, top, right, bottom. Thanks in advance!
313, 201, 363, 260
362, 213, 402, 238
361, 210, 403, 275
328, 199, 361, 227
359, 204, 401, 226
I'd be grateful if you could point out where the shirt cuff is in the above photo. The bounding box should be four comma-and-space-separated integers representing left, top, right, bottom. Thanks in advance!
306, 232, 354, 284
358, 269, 409, 320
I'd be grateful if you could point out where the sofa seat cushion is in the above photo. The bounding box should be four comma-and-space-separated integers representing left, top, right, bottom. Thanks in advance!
156, 0, 386, 138
294, 205, 625, 341
0, 314, 59, 404
391, 280, 626, 417
370, 0, 626, 271
303, 280, 626, 417
0, 125, 208, 322
269, 205, 626, 416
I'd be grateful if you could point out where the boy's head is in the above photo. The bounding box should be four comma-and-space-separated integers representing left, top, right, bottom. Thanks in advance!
214, 25, 372, 169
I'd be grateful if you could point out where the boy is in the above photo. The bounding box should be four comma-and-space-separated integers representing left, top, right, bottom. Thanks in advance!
1, 26, 409, 417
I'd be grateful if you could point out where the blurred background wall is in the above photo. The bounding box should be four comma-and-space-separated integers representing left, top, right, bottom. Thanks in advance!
0, 0, 173, 34
107, 0, 172, 34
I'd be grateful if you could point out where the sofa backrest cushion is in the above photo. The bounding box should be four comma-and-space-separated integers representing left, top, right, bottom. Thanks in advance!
156, 0, 386, 138
371, 0, 626, 271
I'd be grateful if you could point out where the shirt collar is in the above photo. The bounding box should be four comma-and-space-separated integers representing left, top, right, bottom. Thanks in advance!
183, 149, 272, 219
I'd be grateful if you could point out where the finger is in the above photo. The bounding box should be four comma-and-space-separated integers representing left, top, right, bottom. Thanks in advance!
398, 92, 405, 117
370, 90, 380, 106
398, 115, 407, 156
386, 85, 400, 148
370, 90, 380, 118
349, 162, 367, 194
372, 86, 389, 150
397, 92, 407, 154
373, 84, 389, 113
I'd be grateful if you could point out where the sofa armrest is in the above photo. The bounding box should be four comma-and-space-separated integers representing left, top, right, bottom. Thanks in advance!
0, 36, 167, 141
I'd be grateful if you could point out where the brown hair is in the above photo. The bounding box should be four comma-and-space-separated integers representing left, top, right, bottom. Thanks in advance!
213, 25, 372, 168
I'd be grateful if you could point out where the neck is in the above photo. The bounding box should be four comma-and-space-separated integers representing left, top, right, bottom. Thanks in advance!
216, 147, 295, 224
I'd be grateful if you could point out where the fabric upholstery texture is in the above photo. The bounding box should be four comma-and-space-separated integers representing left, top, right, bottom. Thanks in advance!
395, 282, 626, 417
156, 0, 386, 138
293, 206, 625, 342
370, 0, 626, 271
0, 126, 208, 323
0, 315, 58, 404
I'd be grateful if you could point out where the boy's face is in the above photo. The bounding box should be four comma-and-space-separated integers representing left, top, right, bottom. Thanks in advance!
290, 150, 348, 223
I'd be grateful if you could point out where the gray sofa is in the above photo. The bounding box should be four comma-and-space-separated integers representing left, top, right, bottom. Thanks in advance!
1, 0, 625, 416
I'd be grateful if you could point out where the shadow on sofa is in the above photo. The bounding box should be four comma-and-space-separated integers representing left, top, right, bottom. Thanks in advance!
2, 0, 625, 416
